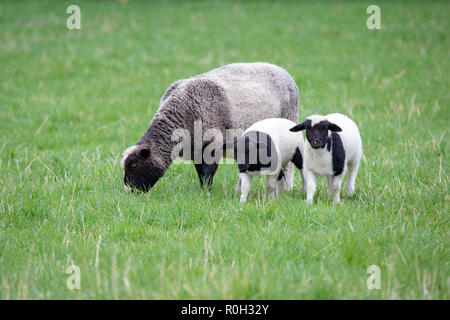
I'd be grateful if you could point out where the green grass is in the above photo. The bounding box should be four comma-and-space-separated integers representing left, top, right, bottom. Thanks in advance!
0, 0, 448, 299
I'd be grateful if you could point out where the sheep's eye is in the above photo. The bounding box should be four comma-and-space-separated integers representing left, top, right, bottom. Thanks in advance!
131, 163, 137, 168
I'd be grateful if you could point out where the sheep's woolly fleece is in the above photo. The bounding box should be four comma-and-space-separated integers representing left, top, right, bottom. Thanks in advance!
124, 62, 299, 170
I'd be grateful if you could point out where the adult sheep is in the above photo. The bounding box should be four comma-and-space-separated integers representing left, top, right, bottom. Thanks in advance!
121, 62, 299, 192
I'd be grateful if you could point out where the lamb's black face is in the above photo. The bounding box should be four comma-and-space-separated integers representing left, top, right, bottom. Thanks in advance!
123, 145, 165, 192
290, 119, 342, 149
306, 121, 331, 149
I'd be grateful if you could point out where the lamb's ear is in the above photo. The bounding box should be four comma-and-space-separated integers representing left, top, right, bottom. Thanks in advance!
139, 147, 151, 158
290, 120, 309, 132
328, 122, 342, 132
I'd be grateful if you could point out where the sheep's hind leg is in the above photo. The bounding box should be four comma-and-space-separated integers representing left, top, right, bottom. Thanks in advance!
194, 163, 219, 187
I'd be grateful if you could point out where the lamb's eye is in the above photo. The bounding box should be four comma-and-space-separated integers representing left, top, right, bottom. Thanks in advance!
131, 163, 137, 168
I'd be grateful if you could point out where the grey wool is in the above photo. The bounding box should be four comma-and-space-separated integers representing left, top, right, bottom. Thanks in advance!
122, 62, 299, 191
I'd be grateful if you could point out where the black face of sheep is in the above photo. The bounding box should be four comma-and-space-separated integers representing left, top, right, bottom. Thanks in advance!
123, 145, 165, 192
290, 119, 342, 149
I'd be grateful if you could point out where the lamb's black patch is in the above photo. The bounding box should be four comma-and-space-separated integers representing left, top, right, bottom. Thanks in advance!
326, 137, 331, 151
235, 131, 276, 173
331, 132, 345, 176
291, 147, 303, 170
277, 170, 285, 181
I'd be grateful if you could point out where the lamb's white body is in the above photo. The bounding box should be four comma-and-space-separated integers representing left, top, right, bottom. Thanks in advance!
303, 113, 362, 204
236, 118, 305, 202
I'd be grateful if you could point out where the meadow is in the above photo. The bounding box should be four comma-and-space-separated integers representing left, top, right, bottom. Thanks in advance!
0, 0, 448, 299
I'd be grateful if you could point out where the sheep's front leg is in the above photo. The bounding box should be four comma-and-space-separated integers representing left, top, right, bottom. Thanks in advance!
194, 163, 219, 187
266, 174, 279, 200
331, 174, 345, 204
303, 168, 317, 204
239, 173, 252, 202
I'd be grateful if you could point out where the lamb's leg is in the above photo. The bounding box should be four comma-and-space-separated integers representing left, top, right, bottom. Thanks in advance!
303, 168, 317, 204
266, 174, 279, 200
331, 174, 345, 204
301, 170, 307, 194
346, 160, 360, 196
277, 168, 287, 191
326, 176, 333, 195
194, 163, 218, 187
281, 162, 294, 191
235, 177, 242, 194
239, 173, 252, 202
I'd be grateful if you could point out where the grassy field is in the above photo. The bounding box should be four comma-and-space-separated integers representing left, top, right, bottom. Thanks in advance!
0, 0, 448, 299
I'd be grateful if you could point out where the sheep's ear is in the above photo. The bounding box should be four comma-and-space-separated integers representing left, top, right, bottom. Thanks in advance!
328, 122, 342, 132
290, 120, 309, 132
139, 147, 151, 158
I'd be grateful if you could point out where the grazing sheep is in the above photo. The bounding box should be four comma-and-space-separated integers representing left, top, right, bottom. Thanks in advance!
290, 113, 362, 204
223, 118, 305, 202
122, 62, 299, 191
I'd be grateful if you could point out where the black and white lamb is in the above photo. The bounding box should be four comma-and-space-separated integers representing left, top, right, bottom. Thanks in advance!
223, 118, 305, 202
121, 62, 299, 191
290, 113, 362, 204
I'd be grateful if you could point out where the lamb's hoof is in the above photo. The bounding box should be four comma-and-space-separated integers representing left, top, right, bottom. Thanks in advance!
267, 192, 278, 201
285, 184, 294, 192
346, 188, 355, 196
